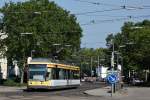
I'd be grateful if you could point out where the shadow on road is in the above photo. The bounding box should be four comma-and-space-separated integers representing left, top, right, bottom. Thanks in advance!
23, 87, 78, 92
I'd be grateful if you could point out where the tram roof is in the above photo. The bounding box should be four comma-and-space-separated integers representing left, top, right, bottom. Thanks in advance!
30, 58, 51, 63
28, 58, 79, 69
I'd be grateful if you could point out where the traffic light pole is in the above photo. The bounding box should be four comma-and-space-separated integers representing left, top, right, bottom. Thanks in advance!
111, 39, 115, 97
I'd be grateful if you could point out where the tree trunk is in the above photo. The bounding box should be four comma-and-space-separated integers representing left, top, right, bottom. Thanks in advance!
20, 69, 24, 84
20, 62, 25, 84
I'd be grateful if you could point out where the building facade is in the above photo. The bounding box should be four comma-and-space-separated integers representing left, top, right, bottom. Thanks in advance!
0, 57, 7, 79
0, 32, 8, 79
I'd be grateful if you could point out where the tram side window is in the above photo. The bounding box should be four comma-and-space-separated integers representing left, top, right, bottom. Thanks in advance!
70, 70, 74, 79
46, 68, 52, 80
59, 69, 66, 79
51, 68, 79, 80
55, 68, 60, 79
67, 70, 73, 79
51, 68, 56, 79
52, 68, 66, 80
67, 70, 80, 79
73, 71, 80, 79
67, 70, 70, 79
64, 69, 67, 79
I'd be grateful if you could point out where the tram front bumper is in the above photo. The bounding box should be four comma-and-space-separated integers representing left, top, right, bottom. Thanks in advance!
27, 80, 51, 89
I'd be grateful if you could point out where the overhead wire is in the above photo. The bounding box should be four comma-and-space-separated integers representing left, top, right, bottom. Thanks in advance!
1, 0, 149, 17
78, 14, 129, 18
74, 0, 120, 7
74, 5, 150, 16
1, 0, 149, 15
75, 8, 124, 15
2, 6, 150, 16
1, 0, 150, 27
80, 15, 150, 26
74, 0, 150, 9
1, 7, 123, 15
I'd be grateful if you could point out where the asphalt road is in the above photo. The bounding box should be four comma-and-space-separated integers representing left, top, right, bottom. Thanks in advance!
1, 82, 106, 98
1, 83, 150, 100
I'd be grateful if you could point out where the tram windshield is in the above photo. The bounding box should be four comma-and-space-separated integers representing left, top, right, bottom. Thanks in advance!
29, 64, 47, 81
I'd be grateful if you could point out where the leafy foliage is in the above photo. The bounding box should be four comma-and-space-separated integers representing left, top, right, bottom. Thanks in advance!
0, 0, 82, 66
106, 20, 150, 76
71, 48, 107, 76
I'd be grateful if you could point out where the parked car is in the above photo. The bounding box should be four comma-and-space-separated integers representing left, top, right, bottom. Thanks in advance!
131, 78, 143, 85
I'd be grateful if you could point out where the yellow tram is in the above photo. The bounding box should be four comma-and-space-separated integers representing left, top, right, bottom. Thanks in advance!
27, 58, 80, 89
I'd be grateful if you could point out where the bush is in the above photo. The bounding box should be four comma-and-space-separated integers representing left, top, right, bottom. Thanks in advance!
3, 79, 25, 86
142, 82, 150, 87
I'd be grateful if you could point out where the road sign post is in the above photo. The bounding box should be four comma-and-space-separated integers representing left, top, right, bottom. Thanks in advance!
107, 73, 118, 97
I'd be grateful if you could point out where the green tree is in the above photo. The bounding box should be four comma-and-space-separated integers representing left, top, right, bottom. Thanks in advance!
107, 20, 150, 79
0, 0, 82, 62
0, 0, 82, 83
71, 48, 107, 76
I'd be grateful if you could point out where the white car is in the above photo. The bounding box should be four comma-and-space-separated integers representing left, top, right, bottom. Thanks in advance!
132, 78, 143, 85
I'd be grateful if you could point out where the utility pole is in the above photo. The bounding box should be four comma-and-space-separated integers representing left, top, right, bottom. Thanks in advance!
111, 39, 115, 96
109, 38, 115, 69
80, 62, 82, 81
111, 39, 115, 71
97, 55, 100, 77
90, 57, 93, 77
20, 33, 32, 84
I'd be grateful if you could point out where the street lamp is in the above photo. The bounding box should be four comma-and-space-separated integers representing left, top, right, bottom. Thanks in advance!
20, 32, 33, 35
20, 32, 32, 84
106, 38, 115, 71
114, 51, 123, 88
90, 56, 93, 77
130, 26, 143, 29
119, 41, 134, 78
107, 39, 115, 94
52, 43, 71, 60
110, 39, 115, 72
20, 32, 33, 58
52, 43, 61, 46
31, 50, 36, 58
126, 42, 135, 45
64, 44, 72, 47
55, 44, 71, 53
119, 45, 125, 48
33, 11, 41, 15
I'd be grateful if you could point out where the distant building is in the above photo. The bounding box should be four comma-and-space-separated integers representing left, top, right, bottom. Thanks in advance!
96, 66, 108, 79
0, 32, 8, 79
0, 57, 7, 79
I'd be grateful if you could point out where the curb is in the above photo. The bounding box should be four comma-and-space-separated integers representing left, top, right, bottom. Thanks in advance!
83, 87, 128, 97
0, 86, 26, 93
83, 87, 111, 97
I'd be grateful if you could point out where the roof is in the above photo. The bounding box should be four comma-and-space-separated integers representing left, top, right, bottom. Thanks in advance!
30, 58, 52, 63
28, 58, 80, 70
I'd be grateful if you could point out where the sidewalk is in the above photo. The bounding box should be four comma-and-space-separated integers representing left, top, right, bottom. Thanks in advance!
0, 86, 26, 92
84, 86, 128, 97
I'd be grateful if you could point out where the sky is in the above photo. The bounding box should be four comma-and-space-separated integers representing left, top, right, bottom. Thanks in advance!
0, 0, 150, 48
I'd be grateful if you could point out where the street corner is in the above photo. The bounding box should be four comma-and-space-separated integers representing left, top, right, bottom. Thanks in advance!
83, 86, 129, 98
119, 88, 128, 95
114, 88, 129, 98
83, 87, 111, 97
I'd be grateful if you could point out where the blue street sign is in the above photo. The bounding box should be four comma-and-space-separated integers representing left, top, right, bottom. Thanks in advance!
107, 73, 118, 84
